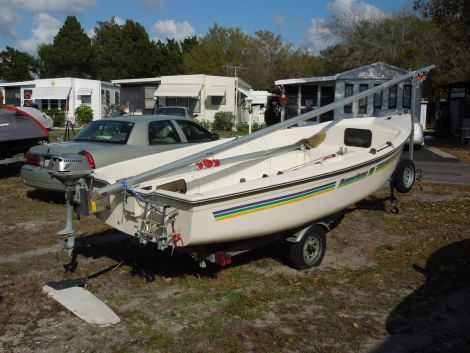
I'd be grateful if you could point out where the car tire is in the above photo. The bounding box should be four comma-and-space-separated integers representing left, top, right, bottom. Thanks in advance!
392, 158, 415, 194
288, 225, 326, 270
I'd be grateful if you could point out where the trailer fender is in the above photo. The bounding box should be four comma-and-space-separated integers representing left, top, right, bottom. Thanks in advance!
285, 222, 330, 244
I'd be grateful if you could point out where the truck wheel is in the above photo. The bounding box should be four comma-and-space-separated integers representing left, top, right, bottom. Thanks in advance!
288, 225, 326, 270
393, 158, 415, 194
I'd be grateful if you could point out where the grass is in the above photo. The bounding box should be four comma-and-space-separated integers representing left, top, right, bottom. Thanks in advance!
0, 173, 469, 352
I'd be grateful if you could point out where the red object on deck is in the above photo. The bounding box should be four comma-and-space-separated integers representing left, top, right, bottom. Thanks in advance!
197, 159, 221, 170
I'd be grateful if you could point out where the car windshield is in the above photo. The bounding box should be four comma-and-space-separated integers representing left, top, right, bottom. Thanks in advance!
73, 120, 134, 144
155, 107, 186, 116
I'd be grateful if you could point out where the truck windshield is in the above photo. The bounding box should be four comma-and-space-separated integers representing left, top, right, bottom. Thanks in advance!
73, 120, 134, 144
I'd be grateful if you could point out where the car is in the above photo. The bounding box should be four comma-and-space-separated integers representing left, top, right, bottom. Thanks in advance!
153, 106, 196, 119
412, 121, 424, 149
21, 115, 219, 191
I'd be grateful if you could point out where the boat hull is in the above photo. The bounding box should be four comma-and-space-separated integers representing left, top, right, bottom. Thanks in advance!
97, 146, 403, 246
167, 148, 401, 245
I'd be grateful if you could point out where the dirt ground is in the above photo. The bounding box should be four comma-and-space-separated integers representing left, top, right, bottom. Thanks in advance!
0, 163, 469, 353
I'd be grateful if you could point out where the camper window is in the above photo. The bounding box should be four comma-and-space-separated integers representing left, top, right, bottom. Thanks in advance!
344, 128, 372, 148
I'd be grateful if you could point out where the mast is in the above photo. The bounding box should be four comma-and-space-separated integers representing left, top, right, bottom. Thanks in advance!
96, 65, 434, 197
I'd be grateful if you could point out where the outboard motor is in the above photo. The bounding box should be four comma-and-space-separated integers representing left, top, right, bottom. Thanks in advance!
48, 154, 93, 255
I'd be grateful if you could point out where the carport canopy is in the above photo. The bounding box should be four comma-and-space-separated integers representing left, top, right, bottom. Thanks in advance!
154, 83, 202, 97
206, 85, 226, 96
77, 87, 93, 95
32, 87, 71, 100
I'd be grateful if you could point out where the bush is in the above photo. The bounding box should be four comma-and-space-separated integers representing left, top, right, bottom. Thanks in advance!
236, 121, 264, 134
252, 122, 265, 131
75, 105, 94, 124
236, 121, 249, 134
213, 111, 235, 131
43, 109, 65, 127
199, 119, 212, 130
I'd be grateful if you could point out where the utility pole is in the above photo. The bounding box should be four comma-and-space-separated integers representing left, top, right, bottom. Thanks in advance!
222, 64, 246, 77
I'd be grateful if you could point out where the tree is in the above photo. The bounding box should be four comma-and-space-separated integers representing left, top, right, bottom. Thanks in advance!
246, 31, 325, 90
0, 47, 39, 81
93, 19, 197, 80
181, 36, 198, 56
330, 15, 440, 67
414, 0, 469, 36
156, 38, 183, 75
183, 24, 251, 77
183, 25, 325, 90
320, 11, 449, 89
38, 16, 95, 78
93, 19, 125, 81
414, 0, 470, 82
118, 20, 161, 78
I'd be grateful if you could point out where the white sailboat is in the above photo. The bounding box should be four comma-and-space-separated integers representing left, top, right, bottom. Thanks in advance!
92, 114, 409, 244
49, 66, 433, 269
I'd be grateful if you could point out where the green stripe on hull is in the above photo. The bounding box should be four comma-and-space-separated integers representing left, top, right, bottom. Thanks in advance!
214, 183, 336, 219
213, 152, 400, 221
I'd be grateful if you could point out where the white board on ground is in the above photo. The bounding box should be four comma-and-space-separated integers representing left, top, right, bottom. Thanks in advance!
42, 285, 120, 327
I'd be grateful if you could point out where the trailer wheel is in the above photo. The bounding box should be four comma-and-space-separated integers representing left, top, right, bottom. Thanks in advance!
288, 225, 326, 270
392, 158, 415, 194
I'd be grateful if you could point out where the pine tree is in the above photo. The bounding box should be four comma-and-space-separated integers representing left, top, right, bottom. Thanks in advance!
93, 19, 125, 81
38, 16, 95, 78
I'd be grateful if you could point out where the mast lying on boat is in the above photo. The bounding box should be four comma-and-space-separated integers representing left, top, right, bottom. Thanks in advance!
94, 65, 434, 198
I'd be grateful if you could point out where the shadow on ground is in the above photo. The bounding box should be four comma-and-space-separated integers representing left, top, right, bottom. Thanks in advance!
69, 230, 279, 281
68, 230, 214, 281
0, 162, 24, 179
26, 189, 65, 204
368, 239, 470, 353
68, 212, 346, 281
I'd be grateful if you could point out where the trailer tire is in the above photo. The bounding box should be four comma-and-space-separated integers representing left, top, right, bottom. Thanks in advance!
288, 225, 326, 270
392, 158, 415, 194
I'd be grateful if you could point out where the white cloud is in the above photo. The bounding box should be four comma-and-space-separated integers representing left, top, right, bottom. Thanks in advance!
17, 13, 62, 53
0, 2, 20, 38
86, 27, 96, 38
301, 0, 385, 53
152, 19, 196, 42
12, 0, 96, 14
328, 0, 385, 28
272, 13, 286, 29
301, 18, 341, 54
0, 0, 93, 43
112, 16, 125, 26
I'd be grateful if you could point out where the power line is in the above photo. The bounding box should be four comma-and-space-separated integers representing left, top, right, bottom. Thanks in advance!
222, 64, 247, 77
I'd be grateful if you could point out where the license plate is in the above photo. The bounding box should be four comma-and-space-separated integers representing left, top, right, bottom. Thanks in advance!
43, 158, 50, 168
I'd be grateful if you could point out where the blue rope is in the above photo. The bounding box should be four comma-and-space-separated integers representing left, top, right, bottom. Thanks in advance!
119, 178, 145, 205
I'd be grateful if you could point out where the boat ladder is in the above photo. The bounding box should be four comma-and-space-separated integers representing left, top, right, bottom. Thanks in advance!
136, 199, 178, 251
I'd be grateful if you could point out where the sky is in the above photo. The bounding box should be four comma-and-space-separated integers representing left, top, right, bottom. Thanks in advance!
0, 0, 410, 55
